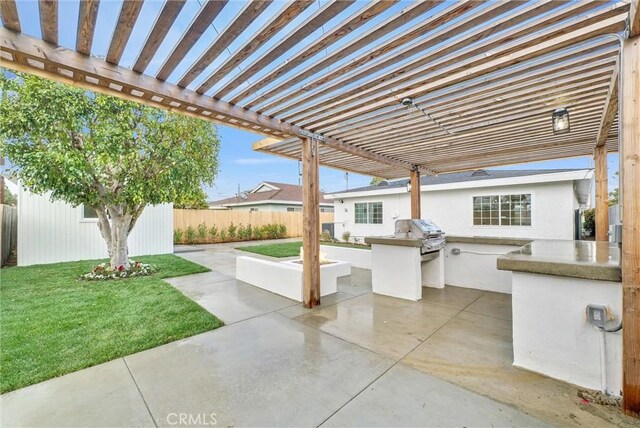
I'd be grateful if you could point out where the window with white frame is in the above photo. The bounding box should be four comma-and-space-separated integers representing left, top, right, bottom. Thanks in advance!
81, 205, 99, 221
473, 194, 531, 226
354, 202, 383, 224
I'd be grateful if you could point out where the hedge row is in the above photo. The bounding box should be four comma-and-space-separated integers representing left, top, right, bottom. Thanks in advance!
174, 222, 287, 244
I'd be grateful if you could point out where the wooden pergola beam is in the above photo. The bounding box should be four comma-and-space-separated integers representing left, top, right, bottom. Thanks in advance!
410, 169, 421, 220
132, 0, 187, 74
76, 0, 99, 55
0, 0, 20, 32
302, 137, 320, 308
594, 145, 609, 241
1, 28, 428, 178
630, 0, 640, 37
106, 0, 144, 65
38, 0, 57, 45
621, 34, 640, 419
596, 71, 619, 147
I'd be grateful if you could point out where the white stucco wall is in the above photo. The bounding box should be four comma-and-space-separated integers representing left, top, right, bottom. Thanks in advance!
332, 181, 578, 241
17, 188, 173, 266
512, 272, 622, 395
444, 243, 519, 293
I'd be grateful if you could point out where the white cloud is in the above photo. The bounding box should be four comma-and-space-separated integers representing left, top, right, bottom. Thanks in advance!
234, 157, 281, 165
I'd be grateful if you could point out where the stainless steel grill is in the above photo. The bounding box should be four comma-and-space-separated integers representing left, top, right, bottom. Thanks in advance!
394, 219, 446, 254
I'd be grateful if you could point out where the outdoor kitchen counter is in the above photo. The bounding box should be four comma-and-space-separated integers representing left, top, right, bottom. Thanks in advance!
497, 240, 621, 282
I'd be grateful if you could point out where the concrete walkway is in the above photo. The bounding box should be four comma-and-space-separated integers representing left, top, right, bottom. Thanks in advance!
1, 242, 629, 427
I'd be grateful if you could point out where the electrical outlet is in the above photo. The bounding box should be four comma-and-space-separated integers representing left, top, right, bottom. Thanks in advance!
451, 248, 461, 255
586, 304, 607, 328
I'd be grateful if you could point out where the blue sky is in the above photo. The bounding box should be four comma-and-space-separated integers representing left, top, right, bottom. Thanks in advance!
5, 0, 621, 200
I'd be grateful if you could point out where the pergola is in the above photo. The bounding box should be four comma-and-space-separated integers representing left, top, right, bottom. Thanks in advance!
0, 0, 638, 416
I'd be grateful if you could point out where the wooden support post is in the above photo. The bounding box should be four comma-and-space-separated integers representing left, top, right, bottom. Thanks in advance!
410, 169, 421, 219
594, 145, 609, 242
621, 35, 640, 418
302, 137, 320, 308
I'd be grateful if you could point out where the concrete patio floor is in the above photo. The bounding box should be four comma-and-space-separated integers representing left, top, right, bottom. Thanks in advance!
1, 242, 634, 427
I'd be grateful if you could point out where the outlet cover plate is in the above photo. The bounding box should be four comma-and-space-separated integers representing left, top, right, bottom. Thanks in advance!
586, 304, 607, 328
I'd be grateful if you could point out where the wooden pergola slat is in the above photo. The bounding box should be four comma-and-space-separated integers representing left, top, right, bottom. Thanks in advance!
228, 0, 397, 105
242, 0, 443, 110
76, 0, 99, 55
155, 0, 228, 81
38, 0, 57, 45
194, 0, 316, 93
176, 0, 274, 88
306, 13, 627, 130
0, 0, 20, 32
106, 0, 145, 65
133, 0, 186, 74
280, 0, 606, 123
212, 0, 355, 100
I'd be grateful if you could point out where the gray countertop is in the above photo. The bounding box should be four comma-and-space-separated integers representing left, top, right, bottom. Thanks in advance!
497, 240, 621, 282
445, 235, 532, 246
364, 236, 423, 247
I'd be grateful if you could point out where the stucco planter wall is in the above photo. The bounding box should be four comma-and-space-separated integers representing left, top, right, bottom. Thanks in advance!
319, 245, 371, 269
236, 256, 350, 302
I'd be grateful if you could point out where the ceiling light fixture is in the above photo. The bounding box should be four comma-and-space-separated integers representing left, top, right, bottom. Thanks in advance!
552, 107, 570, 134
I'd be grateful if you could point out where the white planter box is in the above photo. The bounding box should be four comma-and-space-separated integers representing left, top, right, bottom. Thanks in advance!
236, 256, 350, 302
319, 245, 371, 269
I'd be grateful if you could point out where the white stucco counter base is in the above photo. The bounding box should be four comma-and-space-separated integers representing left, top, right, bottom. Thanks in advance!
499, 240, 623, 395
511, 272, 622, 395
366, 237, 444, 301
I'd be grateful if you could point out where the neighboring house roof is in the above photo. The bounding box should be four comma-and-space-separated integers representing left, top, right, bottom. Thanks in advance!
209, 181, 333, 207
328, 169, 593, 196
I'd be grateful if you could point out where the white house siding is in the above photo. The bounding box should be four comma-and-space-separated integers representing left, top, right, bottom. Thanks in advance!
333, 181, 578, 241
17, 188, 173, 266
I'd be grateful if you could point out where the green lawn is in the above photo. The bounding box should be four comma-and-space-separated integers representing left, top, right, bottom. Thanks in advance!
237, 241, 370, 258
0, 254, 223, 393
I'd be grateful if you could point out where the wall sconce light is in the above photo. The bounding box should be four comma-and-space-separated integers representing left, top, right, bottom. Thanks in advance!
406, 181, 412, 193
552, 107, 570, 134
338, 199, 344, 203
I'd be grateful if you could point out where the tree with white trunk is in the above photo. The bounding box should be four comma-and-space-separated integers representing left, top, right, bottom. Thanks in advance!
0, 71, 220, 269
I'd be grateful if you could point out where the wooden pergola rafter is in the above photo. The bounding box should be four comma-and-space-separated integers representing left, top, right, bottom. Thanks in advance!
1, 0, 639, 415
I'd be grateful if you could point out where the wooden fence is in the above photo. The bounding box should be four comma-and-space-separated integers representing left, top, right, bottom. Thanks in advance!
0, 205, 17, 266
173, 209, 334, 238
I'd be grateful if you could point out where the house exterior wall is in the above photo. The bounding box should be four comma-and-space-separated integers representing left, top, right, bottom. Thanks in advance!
333, 181, 578, 241
225, 203, 334, 212
17, 188, 173, 266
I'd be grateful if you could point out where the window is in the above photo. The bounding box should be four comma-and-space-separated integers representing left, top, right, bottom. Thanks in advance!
355, 202, 383, 224
473, 194, 531, 226
81, 205, 98, 221
250, 208, 259, 212
286, 207, 301, 212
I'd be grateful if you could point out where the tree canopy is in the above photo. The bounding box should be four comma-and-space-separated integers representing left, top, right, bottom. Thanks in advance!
0, 70, 220, 268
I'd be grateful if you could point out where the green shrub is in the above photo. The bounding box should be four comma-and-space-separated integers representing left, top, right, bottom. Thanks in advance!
208, 225, 218, 241
342, 230, 351, 243
197, 223, 208, 242
219, 229, 228, 242
185, 226, 196, 244
238, 224, 253, 241
173, 228, 184, 244
583, 208, 595, 235
253, 227, 263, 240
228, 222, 237, 239
320, 229, 331, 241
277, 223, 287, 238
263, 224, 279, 239
246, 224, 253, 240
